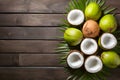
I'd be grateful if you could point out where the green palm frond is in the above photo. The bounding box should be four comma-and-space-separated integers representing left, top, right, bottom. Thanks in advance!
66, 0, 87, 13
97, 0, 116, 14
56, 41, 70, 64
65, 66, 110, 80
56, 0, 118, 80
112, 31, 120, 54
64, 0, 116, 29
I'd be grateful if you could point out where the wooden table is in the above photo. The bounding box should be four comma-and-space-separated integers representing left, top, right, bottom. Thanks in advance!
0, 0, 119, 80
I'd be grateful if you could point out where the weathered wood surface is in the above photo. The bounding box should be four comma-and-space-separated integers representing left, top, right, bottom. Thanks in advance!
0, 27, 62, 40
0, 0, 119, 80
0, 14, 64, 26
0, 67, 67, 80
0, 54, 63, 67
0, 67, 119, 80
0, 14, 120, 27
0, 40, 59, 53
0, 0, 119, 13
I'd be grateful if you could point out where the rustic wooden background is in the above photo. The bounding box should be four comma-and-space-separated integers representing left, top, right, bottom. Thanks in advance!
0, 0, 119, 80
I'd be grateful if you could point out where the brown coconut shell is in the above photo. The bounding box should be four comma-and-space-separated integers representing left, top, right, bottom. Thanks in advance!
82, 20, 100, 38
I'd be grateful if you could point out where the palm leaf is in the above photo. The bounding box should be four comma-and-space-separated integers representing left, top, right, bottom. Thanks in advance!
56, 0, 118, 80
103, 7, 116, 15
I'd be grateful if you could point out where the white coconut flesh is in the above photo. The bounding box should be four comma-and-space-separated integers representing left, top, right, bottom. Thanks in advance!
67, 9, 84, 25
85, 56, 103, 73
80, 38, 98, 55
101, 33, 117, 49
67, 51, 84, 69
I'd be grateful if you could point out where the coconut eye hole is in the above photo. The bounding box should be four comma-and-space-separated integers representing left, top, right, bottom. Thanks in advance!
85, 56, 103, 73
101, 33, 117, 49
67, 52, 84, 69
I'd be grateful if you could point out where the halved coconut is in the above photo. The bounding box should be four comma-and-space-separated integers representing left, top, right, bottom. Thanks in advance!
67, 9, 84, 25
80, 38, 98, 55
99, 33, 117, 50
85, 56, 103, 73
67, 50, 84, 69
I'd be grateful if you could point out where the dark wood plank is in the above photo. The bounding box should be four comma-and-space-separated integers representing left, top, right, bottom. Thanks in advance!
0, 14, 64, 26
0, 67, 67, 80
0, 14, 120, 27
0, 27, 62, 40
0, 0, 119, 13
0, 67, 119, 80
107, 68, 120, 80
0, 40, 60, 53
0, 0, 69, 13
19, 54, 62, 67
0, 0, 26, 12
0, 54, 62, 67
0, 54, 19, 66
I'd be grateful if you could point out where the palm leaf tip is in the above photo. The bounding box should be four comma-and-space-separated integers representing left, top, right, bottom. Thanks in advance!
57, 0, 118, 80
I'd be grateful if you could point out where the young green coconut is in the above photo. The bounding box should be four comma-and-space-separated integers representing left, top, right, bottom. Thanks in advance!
67, 9, 84, 26
64, 28, 83, 46
85, 56, 103, 73
85, 2, 101, 21
99, 14, 117, 32
80, 38, 98, 55
67, 50, 84, 69
98, 33, 117, 50
101, 51, 120, 68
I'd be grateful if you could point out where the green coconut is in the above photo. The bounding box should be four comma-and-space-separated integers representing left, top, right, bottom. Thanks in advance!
101, 51, 120, 68
85, 2, 101, 20
64, 28, 83, 46
99, 14, 117, 32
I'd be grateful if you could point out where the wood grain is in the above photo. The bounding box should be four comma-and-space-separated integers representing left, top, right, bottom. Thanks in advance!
0, 0, 69, 13
0, 54, 63, 67
0, 40, 60, 53
0, 0, 119, 13
0, 14, 64, 26
0, 0, 119, 80
0, 67, 119, 80
0, 27, 62, 40
19, 54, 62, 67
0, 54, 19, 66
0, 67, 67, 80
0, 14, 120, 27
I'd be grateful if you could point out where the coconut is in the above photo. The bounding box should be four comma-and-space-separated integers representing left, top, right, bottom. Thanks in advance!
82, 20, 100, 38
80, 38, 98, 55
99, 14, 117, 32
67, 50, 84, 69
98, 33, 117, 50
85, 2, 101, 20
101, 51, 120, 68
64, 28, 83, 46
85, 56, 103, 73
67, 9, 84, 26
